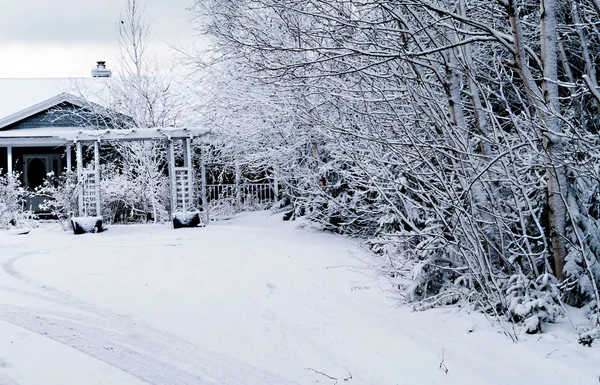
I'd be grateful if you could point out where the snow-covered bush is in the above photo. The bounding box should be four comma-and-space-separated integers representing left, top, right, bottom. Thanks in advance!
37, 161, 170, 225
0, 172, 29, 229
37, 171, 79, 218
100, 161, 170, 224
113, 142, 170, 223
208, 197, 237, 221
99, 162, 130, 223
505, 274, 563, 334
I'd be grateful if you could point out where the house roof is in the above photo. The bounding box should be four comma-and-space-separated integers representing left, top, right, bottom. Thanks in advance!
0, 78, 110, 121
0, 77, 137, 132
0, 92, 89, 130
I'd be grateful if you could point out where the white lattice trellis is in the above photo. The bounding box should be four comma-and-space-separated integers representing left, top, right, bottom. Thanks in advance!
174, 167, 194, 213
76, 141, 101, 217
81, 170, 100, 216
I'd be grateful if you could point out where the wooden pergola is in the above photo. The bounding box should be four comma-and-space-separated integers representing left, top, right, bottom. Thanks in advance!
1, 127, 210, 225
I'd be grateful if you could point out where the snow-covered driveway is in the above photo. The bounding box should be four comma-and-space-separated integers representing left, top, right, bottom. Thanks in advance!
0, 212, 598, 385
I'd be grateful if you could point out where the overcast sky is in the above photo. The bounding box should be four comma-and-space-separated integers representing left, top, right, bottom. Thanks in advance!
0, 0, 197, 78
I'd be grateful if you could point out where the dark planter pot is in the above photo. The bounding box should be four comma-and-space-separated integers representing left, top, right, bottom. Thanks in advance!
71, 217, 104, 234
172, 212, 201, 229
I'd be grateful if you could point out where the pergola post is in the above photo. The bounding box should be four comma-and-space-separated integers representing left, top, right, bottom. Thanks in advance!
76, 141, 84, 216
168, 139, 177, 215
200, 145, 209, 224
66, 144, 72, 171
94, 141, 101, 216
6, 146, 12, 175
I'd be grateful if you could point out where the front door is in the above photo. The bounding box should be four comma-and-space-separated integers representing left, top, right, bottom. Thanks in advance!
23, 154, 62, 212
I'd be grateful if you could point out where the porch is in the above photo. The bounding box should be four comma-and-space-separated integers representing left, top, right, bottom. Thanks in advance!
0, 130, 75, 214
0, 127, 209, 223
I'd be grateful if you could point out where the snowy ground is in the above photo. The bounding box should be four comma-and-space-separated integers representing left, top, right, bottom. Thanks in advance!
0, 211, 598, 385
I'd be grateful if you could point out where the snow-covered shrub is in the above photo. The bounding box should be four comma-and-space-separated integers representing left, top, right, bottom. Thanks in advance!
100, 160, 170, 224
577, 302, 600, 346
113, 142, 170, 223
406, 255, 461, 304
99, 163, 130, 223
236, 190, 272, 212
37, 171, 79, 218
505, 274, 563, 334
0, 172, 29, 229
584, 301, 599, 327
208, 197, 237, 221
37, 160, 170, 225
562, 179, 600, 309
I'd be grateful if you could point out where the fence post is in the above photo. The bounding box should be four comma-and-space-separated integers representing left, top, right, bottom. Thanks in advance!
201, 146, 209, 224
235, 161, 241, 208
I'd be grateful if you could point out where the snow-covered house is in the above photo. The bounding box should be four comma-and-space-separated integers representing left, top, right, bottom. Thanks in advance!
0, 74, 115, 213
0, 69, 207, 220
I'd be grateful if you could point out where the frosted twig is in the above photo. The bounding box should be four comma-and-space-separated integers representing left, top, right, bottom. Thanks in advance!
439, 348, 449, 374
343, 367, 353, 382
306, 368, 338, 382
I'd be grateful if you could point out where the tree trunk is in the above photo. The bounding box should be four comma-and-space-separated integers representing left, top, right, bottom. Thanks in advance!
507, 0, 567, 279
540, 0, 567, 280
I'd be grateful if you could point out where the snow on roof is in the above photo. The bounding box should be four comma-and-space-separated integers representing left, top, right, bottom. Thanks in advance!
57, 127, 210, 142
0, 78, 111, 120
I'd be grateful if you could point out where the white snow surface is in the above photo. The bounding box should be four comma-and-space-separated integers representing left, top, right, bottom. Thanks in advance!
0, 211, 598, 385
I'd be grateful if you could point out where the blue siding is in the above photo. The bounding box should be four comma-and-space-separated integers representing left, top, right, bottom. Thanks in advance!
1, 102, 110, 131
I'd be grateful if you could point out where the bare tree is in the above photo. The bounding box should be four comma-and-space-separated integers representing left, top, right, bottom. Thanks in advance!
60, 0, 188, 223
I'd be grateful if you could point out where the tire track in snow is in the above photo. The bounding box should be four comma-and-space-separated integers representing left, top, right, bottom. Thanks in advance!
0, 253, 299, 385
1, 308, 213, 385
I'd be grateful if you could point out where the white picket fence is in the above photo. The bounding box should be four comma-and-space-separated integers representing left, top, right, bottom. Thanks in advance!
206, 183, 277, 205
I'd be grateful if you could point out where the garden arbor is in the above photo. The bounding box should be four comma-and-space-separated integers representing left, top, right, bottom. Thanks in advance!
72, 127, 209, 226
